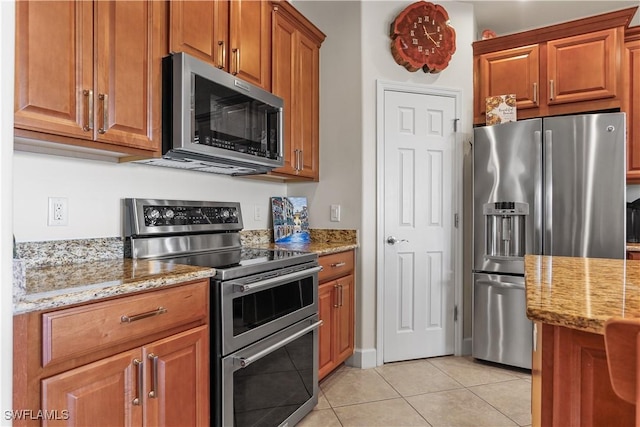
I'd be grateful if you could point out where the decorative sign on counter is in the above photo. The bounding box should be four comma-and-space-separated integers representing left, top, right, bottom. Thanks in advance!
486, 94, 517, 125
271, 197, 310, 243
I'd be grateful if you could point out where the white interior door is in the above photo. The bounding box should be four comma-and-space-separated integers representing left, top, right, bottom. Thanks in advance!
382, 89, 456, 363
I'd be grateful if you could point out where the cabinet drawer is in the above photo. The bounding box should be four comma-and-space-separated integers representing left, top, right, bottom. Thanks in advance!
42, 281, 208, 367
319, 251, 354, 283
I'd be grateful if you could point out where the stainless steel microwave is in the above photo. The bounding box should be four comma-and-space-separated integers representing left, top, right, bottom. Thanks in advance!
136, 52, 284, 176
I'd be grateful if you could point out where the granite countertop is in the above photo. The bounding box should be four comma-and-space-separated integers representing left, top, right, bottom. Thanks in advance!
14, 259, 216, 315
251, 241, 358, 255
525, 254, 640, 334
627, 243, 640, 252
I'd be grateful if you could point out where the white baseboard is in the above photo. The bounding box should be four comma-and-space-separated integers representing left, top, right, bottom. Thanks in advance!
346, 348, 378, 369
462, 337, 472, 355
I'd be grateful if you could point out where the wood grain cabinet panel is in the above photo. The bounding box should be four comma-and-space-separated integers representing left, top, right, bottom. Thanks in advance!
318, 251, 355, 380
15, 0, 164, 156
624, 30, 640, 183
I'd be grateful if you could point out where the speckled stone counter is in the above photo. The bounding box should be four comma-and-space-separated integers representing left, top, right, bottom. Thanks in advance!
252, 241, 358, 255
14, 259, 215, 315
525, 254, 640, 334
627, 243, 640, 252
242, 228, 358, 254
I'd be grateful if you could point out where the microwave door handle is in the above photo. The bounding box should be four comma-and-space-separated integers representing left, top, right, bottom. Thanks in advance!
234, 320, 323, 368
232, 266, 322, 293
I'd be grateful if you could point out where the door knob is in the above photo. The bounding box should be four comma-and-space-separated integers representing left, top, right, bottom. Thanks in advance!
386, 236, 408, 245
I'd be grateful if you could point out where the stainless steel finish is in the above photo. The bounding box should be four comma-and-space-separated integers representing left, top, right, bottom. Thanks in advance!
549, 79, 555, 100
543, 130, 553, 256
148, 353, 158, 398
83, 89, 93, 131
386, 236, 409, 245
98, 93, 108, 134
120, 307, 167, 323
220, 264, 319, 355
533, 82, 537, 104
234, 320, 322, 368
543, 113, 626, 259
473, 118, 542, 275
472, 273, 532, 369
124, 198, 243, 237
222, 315, 320, 427
232, 266, 322, 293
483, 202, 528, 261
133, 359, 143, 405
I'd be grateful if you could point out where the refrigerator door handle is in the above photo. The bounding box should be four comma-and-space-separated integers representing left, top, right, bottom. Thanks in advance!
544, 130, 553, 255
534, 130, 543, 256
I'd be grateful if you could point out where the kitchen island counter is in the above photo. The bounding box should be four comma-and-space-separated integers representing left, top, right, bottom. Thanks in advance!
252, 241, 358, 255
13, 258, 215, 315
525, 254, 640, 334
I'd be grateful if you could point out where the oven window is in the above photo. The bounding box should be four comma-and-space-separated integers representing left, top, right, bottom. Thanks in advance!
192, 74, 280, 160
232, 277, 314, 336
233, 330, 314, 427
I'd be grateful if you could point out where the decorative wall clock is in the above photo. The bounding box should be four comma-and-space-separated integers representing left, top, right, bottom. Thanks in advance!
390, 1, 456, 73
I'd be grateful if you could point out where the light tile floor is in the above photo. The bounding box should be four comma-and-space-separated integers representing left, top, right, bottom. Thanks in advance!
299, 356, 532, 427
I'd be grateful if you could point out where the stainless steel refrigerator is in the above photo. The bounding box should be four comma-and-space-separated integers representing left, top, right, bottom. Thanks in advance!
472, 112, 626, 370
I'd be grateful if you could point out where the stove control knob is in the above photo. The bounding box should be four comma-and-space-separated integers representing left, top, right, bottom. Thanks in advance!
221, 209, 230, 219
163, 209, 175, 219
145, 208, 160, 220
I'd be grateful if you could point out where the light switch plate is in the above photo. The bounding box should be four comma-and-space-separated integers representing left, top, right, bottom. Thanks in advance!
330, 204, 341, 222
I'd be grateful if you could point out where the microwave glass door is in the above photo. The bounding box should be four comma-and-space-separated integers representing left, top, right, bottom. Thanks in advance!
191, 75, 280, 160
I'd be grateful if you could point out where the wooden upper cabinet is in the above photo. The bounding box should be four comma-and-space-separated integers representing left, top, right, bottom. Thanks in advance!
547, 29, 618, 106
624, 28, 640, 183
269, 1, 325, 181
170, 0, 271, 91
477, 45, 540, 120
15, 0, 164, 156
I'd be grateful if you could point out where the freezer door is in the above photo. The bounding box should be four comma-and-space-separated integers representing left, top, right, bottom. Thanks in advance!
472, 273, 532, 369
473, 119, 543, 274
543, 113, 626, 259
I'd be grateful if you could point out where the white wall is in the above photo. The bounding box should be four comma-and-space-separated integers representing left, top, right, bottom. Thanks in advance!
13, 153, 287, 241
292, 0, 475, 364
1, 2, 14, 424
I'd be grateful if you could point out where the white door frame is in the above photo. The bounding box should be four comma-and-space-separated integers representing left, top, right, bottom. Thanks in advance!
376, 79, 464, 366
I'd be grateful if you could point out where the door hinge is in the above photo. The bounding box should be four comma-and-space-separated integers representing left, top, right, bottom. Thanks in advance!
454, 213, 459, 228
454, 305, 458, 322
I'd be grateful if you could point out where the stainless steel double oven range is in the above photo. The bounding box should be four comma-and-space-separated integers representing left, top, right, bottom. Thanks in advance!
125, 198, 322, 427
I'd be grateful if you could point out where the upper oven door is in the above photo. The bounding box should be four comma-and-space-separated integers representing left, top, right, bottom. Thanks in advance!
219, 265, 321, 355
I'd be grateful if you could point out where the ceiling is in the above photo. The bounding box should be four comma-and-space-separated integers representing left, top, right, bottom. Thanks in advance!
458, 0, 640, 38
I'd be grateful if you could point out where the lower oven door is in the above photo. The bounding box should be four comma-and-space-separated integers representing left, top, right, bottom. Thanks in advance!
220, 265, 321, 355
222, 315, 321, 427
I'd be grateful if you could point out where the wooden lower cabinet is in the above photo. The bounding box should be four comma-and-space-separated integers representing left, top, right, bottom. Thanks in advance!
534, 323, 634, 426
318, 250, 355, 380
627, 251, 640, 260
14, 281, 209, 427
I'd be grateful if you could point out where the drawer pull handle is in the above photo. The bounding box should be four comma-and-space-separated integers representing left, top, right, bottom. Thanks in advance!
132, 359, 143, 406
148, 353, 159, 398
121, 307, 167, 323
331, 262, 346, 268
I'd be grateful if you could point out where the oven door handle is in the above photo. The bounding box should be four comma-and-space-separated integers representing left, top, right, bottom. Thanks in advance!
232, 266, 322, 293
235, 320, 323, 369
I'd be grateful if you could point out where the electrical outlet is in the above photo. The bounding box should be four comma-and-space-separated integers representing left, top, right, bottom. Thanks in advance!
330, 204, 341, 222
254, 205, 262, 221
48, 197, 68, 226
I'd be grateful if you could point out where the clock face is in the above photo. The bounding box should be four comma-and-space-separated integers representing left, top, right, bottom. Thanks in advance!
390, 1, 456, 73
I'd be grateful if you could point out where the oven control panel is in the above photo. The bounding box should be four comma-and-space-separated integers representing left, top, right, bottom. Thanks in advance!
143, 205, 239, 226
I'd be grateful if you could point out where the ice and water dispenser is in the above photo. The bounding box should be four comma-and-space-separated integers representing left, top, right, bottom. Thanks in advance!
483, 202, 528, 259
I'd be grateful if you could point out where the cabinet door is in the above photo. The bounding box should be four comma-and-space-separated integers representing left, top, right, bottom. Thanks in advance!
14, 1, 93, 140
271, 9, 299, 176
318, 282, 335, 380
229, 0, 271, 90
295, 30, 320, 180
143, 326, 209, 427
169, 0, 229, 69
625, 39, 640, 182
547, 29, 618, 105
478, 45, 540, 117
334, 274, 355, 364
41, 348, 142, 427
94, 0, 162, 152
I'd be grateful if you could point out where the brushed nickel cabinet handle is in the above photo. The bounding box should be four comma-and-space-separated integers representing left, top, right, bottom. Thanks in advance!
339, 284, 344, 307
121, 307, 167, 323
299, 149, 304, 171
83, 89, 93, 131
98, 93, 108, 134
132, 359, 143, 406
549, 80, 555, 101
533, 82, 538, 104
333, 284, 339, 308
330, 262, 346, 268
217, 41, 225, 69
232, 48, 239, 75
148, 353, 158, 398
